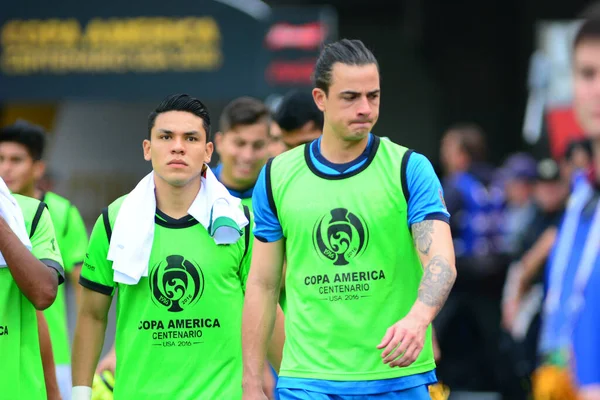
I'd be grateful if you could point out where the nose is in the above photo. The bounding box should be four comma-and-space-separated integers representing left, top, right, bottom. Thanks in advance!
356, 96, 372, 117
171, 136, 185, 154
239, 145, 254, 162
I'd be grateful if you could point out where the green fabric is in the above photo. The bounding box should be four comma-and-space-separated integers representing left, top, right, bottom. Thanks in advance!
81, 195, 252, 399
0, 194, 64, 400
42, 191, 89, 365
270, 138, 434, 381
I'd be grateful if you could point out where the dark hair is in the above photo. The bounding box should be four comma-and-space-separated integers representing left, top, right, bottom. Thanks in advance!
565, 138, 593, 161
148, 94, 211, 140
313, 39, 379, 93
574, 16, 600, 50
0, 120, 46, 160
446, 123, 487, 163
274, 90, 324, 133
219, 97, 270, 133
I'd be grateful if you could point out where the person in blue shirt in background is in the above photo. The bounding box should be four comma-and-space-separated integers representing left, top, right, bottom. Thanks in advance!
549, 15, 600, 400
436, 124, 509, 394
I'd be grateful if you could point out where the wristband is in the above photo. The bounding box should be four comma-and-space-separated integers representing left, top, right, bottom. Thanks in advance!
72, 386, 92, 400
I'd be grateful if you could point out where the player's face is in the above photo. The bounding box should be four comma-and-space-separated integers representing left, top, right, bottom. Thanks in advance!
143, 111, 213, 187
313, 63, 380, 142
0, 142, 44, 194
268, 122, 287, 157
440, 133, 464, 174
573, 39, 600, 140
215, 121, 269, 187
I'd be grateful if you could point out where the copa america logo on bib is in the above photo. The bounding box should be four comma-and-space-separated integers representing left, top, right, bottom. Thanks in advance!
312, 208, 369, 266
149, 255, 205, 312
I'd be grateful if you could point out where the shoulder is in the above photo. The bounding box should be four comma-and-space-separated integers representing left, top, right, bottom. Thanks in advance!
13, 193, 44, 218
44, 191, 71, 207
105, 194, 129, 222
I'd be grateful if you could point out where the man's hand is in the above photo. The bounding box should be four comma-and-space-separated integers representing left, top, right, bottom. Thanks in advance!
377, 313, 428, 368
96, 345, 116, 374
242, 386, 269, 400
502, 298, 519, 332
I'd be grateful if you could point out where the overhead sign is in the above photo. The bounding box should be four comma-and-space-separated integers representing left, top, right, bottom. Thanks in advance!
0, 1, 336, 101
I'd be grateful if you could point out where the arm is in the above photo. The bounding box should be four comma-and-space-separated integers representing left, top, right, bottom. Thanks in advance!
37, 311, 61, 400
379, 220, 456, 367
0, 216, 59, 309
242, 239, 285, 396
72, 213, 115, 395
72, 287, 112, 387
71, 264, 83, 304
515, 226, 557, 299
378, 153, 457, 367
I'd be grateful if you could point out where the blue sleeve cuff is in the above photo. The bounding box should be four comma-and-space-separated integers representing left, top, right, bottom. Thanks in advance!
406, 153, 450, 226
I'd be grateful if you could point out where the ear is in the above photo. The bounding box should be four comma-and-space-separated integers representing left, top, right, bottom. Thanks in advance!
204, 142, 214, 164
32, 160, 46, 181
214, 132, 224, 156
312, 88, 327, 112
143, 139, 151, 161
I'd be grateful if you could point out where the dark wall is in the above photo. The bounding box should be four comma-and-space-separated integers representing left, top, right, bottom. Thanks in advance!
269, 0, 595, 165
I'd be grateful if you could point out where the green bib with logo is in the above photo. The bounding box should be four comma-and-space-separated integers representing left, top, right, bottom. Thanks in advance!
269, 136, 434, 381
81, 195, 251, 399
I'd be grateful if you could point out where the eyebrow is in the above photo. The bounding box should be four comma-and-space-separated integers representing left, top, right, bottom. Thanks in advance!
339, 89, 381, 96
157, 129, 199, 135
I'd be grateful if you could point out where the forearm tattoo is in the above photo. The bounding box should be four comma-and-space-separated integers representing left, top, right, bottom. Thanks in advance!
418, 255, 456, 309
411, 220, 434, 255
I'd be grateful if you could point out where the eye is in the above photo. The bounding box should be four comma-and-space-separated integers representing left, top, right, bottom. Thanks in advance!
186, 136, 199, 142
368, 93, 380, 100
159, 134, 171, 140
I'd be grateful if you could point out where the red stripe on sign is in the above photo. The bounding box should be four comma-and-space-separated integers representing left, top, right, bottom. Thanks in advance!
546, 107, 585, 158
266, 59, 316, 85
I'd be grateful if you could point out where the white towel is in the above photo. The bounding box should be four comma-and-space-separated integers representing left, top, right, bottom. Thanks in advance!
0, 177, 32, 267
108, 166, 248, 285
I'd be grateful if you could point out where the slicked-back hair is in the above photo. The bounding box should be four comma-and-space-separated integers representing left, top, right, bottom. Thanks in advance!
148, 94, 211, 141
313, 39, 379, 94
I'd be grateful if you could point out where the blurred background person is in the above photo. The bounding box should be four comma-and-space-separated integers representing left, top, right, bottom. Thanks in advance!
213, 96, 271, 210
0, 121, 88, 400
268, 121, 286, 158
436, 123, 507, 394
498, 152, 538, 258
273, 90, 323, 151
500, 157, 569, 399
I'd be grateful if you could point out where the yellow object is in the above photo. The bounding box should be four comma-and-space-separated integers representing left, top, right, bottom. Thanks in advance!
429, 383, 450, 400
92, 370, 114, 400
532, 364, 577, 400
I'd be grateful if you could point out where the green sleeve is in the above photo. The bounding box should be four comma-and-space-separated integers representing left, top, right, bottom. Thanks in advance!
79, 215, 115, 296
31, 207, 65, 283
239, 210, 254, 292
61, 205, 89, 272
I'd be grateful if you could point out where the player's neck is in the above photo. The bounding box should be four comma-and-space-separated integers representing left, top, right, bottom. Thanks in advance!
154, 175, 201, 219
20, 184, 39, 200
218, 167, 254, 191
320, 130, 369, 164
